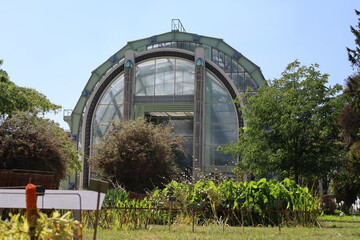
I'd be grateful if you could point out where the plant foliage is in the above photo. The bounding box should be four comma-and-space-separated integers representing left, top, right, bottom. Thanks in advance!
89, 118, 184, 193
347, 9, 360, 71
0, 59, 60, 120
0, 211, 82, 240
334, 9, 360, 211
220, 60, 344, 186
0, 112, 80, 184
83, 178, 320, 229
148, 178, 319, 226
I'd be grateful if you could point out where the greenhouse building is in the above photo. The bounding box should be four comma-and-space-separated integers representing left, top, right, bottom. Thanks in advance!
64, 23, 266, 188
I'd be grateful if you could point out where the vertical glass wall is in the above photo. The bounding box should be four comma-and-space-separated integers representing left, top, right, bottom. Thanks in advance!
92, 75, 125, 145
204, 71, 238, 167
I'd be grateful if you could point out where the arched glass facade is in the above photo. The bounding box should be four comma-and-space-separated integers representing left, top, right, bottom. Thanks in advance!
65, 31, 265, 188
91, 58, 237, 170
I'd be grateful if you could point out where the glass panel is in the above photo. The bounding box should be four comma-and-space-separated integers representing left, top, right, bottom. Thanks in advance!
171, 119, 193, 135
155, 59, 175, 95
177, 42, 184, 49
205, 72, 232, 103
99, 75, 124, 104
212, 48, 219, 64
224, 55, 232, 73
136, 60, 155, 96
205, 145, 236, 166
136, 58, 194, 96
245, 72, 257, 91
205, 103, 237, 124
235, 72, 245, 91
218, 51, 225, 70
92, 125, 109, 145
178, 136, 193, 171
78, 128, 82, 150
205, 124, 238, 145
204, 69, 238, 167
146, 41, 201, 52
189, 43, 195, 52
175, 60, 195, 95
205, 123, 238, 132
94, 104, 123, 125
231, 59, 238, 73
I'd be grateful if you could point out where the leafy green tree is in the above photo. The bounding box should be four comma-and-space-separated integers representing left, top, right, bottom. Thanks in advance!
0, 59, 10, 83
89, 118, 184, 193
0, 59, 60, 119
0, 112, 80, 184
333, 9, 360, 211
0, 59, 79, 187
220, 60, 344, 187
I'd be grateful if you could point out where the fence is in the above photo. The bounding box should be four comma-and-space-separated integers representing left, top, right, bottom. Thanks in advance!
0, 170, 57, 189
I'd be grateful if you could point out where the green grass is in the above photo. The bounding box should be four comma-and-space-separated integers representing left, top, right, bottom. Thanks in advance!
319, 214, 359, 222
82, 224, 360, 240
318, 214, 360, 228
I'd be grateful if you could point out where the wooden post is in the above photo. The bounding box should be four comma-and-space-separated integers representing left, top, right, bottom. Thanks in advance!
89, 179, 109, 240
168, 202, 172, 231
192, 209, 195, 233
167, 197, 176, 231
241, 209, 244, 233
93, 191, 101, 240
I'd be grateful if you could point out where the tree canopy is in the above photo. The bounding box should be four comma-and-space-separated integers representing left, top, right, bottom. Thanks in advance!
0, 59, 60, 119
0, 59, 79, 187
347, 9, 360, 71
334, 9, 360, 211
89, 118, 184, 193
220, 60, 344, 186
0, 112, 80, 184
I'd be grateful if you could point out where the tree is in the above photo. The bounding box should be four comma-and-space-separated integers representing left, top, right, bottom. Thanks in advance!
0, 59, 60, 120
89, 118, 184, 193
333, 9, 360, 211
0, 59, 10, 83
220, 60, 344, 187
347, 10, 360, 71
0, 112, 80, 184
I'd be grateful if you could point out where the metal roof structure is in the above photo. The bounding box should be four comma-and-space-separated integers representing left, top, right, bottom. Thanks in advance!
64, 31, 266, 135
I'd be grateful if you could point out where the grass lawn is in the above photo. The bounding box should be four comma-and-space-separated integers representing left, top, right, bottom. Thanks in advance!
82, 224, 360, 240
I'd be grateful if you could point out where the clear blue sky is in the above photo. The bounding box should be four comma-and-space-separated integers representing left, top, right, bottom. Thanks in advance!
1, 0, 359, 129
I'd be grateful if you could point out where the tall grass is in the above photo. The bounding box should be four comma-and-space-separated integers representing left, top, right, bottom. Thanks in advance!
82, 178, 320, 230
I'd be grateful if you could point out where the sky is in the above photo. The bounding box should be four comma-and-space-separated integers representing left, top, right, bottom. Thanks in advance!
1, 0, 359, 129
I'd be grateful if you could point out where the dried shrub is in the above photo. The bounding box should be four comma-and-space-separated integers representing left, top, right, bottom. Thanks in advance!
0, 112, 80, 185
89, 118, 184, 193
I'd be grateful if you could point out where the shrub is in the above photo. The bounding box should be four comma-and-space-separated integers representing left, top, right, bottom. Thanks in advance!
89, 118, 184, 193
0, 112, 80, 185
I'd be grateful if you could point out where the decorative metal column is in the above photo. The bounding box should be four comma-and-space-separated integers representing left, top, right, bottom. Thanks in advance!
193, 47, 205, 173
123, 50, 135, 121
